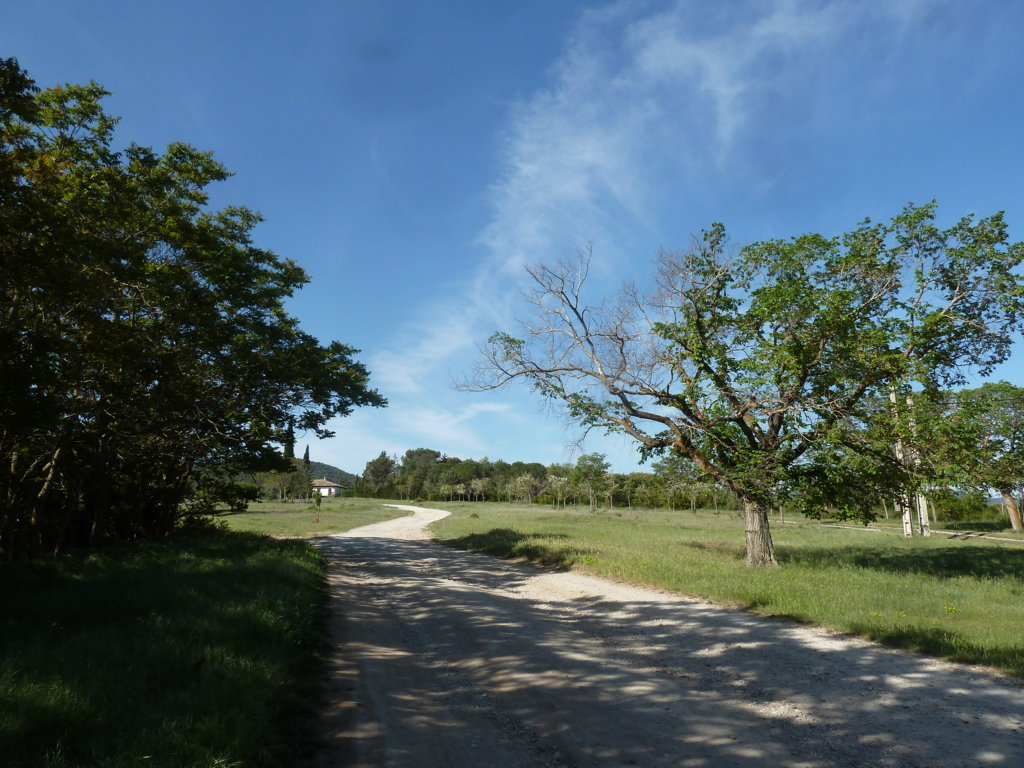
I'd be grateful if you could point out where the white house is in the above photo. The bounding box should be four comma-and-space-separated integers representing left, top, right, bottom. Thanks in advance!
312, 478, 345, 498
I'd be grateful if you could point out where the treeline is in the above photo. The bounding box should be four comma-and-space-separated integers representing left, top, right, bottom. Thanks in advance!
355, 380, 1024, 527
0, 61, 382, 557
354, 448, 747, 511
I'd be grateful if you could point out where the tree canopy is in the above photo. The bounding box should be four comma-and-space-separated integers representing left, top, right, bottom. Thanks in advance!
0, 60, 385, 556
939, 382, 1024, 531
472, 203, 1024, 565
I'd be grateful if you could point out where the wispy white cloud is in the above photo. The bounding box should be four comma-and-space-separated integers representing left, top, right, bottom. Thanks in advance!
482, 0, 936, 277
369, 302, 479, 395
396, 401, 513, 450
480, 1, 785, 281
338, 0, 937, 471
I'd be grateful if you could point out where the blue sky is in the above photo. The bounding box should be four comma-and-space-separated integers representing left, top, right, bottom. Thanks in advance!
5, 0, 1023, 474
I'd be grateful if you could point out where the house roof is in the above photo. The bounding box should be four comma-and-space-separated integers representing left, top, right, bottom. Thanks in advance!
311, 478, 345, 488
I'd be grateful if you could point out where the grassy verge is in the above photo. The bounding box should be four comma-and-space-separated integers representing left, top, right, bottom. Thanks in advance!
428, 502, 1024, 676
0, 502, 403, 768
217, 497, 408, 537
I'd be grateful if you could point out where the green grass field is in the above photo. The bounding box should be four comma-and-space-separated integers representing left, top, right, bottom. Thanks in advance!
426, 501, 1024, 676
0, 500, 404, 768
217, 497, 408, 537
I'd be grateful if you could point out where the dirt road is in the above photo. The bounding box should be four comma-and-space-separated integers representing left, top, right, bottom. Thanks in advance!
307, 505, 1023, 768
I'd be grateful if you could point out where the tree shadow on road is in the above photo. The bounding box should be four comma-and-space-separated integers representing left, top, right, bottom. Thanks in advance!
309, 534, 1024, 768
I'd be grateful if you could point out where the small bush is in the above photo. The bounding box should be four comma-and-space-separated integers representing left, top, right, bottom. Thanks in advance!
930, 489, 1000, 524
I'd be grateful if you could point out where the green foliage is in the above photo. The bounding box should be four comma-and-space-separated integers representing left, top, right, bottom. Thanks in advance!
308, 461, 356, 486
936, 382, 1024, 530
396, 448, 443, 499
352, 446, 747, 511
0, 528, 328, 767
786, 441, 907, 522
203, 480, 261, 513
0, 61, 384, 556
281, 425, 293, 460
570, 452, 610, 510
474, 204, 1024, 564
250, 458, 318, 502
929, 489, 998, 523
358, 451, 399, 497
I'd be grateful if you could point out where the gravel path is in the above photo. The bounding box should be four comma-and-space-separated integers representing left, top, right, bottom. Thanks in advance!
307, 505, 1024, 768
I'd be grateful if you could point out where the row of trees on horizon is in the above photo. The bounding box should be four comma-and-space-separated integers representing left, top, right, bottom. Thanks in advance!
354, 380, 1023, 529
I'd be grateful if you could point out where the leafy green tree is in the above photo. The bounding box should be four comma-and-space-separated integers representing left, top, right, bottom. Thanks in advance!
545, 475, 569, 507
293, 459, 313, 501
283, 423, 296, 460
511, 473, 544, 504
471, 204, 1024, 565
651, 451, 704, 509
394, 448, 442, 499
849, 385, 1024, 532
620, 473, 649, 508
295, 444, 313, 499
942, 382, 1024, 530
470, 476, 491, 501
361, 452, 398, 498
0, 62, 384, 556
570, 453, 611, 511
928, 488, 993, 523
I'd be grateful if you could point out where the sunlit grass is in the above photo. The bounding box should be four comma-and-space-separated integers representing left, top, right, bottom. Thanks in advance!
217, 497, 408, 537
429, 501, 1024, 676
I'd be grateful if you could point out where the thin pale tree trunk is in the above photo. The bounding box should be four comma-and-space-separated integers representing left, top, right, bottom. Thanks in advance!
916, 494, 931, 537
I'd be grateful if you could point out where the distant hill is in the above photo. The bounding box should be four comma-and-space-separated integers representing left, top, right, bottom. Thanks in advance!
309, 461, 357, 486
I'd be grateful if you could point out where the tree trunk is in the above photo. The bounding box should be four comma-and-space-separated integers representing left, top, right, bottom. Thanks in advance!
1000, 489, 1024, 532
896, 490, 914, 537
916, 493, 931, 537
742, 500, 779, 567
